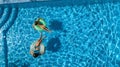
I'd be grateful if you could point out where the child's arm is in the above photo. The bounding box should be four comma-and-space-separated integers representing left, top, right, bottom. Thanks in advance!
35, 33, 46, 47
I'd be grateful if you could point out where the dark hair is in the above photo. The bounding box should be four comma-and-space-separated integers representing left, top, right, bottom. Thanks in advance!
33, 53, 39, 58
35, 21, 39, 25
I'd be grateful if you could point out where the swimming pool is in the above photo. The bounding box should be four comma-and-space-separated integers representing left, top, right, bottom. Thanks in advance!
0, 0, 120, 67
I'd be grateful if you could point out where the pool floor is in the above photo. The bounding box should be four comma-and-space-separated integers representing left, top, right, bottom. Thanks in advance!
0, 2, 120, 67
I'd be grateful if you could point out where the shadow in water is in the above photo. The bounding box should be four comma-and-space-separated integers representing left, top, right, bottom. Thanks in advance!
47, 37, 61, 52
49, 20, 63, 31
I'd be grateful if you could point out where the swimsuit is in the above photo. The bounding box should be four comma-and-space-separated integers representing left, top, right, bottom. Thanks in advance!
34, 46, 41, 55
30, 41, 45, 55
34, 50, 41, 55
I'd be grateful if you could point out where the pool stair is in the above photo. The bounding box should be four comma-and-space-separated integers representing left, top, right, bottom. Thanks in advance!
0, 7, 18, 67
0, 7, 12, 67
0, 8, 12, 29
0, 8, 4, 19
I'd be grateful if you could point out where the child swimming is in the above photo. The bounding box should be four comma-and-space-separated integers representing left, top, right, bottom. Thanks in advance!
33, 18, 51, 32
30, 32, 46, 58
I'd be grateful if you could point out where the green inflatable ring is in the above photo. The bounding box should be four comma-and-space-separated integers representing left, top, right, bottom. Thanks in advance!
34, 18, 46, 31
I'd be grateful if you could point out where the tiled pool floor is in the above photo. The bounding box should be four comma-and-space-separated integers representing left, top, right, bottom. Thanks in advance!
0, 2, 120, 67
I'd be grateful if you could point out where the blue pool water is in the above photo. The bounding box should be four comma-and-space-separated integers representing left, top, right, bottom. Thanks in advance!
0, 1, 120, 67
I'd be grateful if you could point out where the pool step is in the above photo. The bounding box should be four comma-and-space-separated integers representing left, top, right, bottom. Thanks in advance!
0, 33, 5, 67
0, 8, 4, 19
2, 7, 18, 67
0, 8, 11, 67
0, 7, 18, 67
2, 8, 18, 31
0, 8, 12, 29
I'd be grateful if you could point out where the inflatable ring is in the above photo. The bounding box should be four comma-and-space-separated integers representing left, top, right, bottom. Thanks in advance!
34, 18, 46, 31
39, 44, 46, 55
31, 42, 45, 55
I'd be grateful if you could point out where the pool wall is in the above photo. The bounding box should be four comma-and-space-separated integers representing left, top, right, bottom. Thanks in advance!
0, 0, 120, 7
